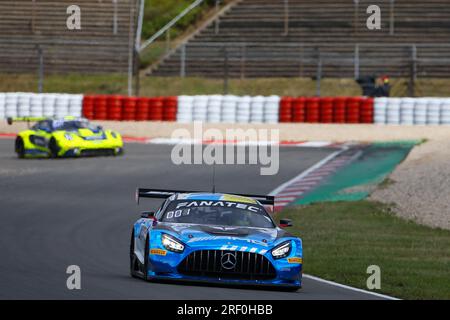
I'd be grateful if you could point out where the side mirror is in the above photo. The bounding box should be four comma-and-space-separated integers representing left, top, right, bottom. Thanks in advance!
141, 211, 155, 219
279, 219, 293, 228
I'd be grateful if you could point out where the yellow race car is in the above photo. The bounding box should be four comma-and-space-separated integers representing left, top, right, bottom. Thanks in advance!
7, 116, 124, 158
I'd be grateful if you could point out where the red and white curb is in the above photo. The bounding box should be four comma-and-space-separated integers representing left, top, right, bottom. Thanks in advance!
123, 137, 344, 148
269, 145, 363, 212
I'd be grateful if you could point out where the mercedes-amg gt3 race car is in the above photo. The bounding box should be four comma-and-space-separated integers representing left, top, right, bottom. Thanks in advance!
7, 116, 124, 158
130, 189, 303, 290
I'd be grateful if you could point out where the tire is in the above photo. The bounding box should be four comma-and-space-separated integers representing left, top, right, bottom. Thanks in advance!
15, 137, 25, 159
129, 230, 139, 278
129, 230, 150, 280
49, 138, 60, 158
143, 235, 150, 281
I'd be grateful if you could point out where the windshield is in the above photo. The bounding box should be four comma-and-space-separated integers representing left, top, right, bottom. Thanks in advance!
160, 200, 275, 228
52, 120, 95, 131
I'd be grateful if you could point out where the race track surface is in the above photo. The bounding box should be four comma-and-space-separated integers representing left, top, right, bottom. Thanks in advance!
0, 140, 386, 299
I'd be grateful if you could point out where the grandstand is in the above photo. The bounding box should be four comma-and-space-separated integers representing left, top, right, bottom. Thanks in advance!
0, 0, 138, 73
151, 0, 450, 78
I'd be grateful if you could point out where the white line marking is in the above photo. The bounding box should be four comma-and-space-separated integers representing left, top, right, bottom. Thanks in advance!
269, 146, 348, 197
303, 274, 400, 300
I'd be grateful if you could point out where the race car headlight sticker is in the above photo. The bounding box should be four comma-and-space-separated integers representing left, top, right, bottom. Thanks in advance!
111, 131, 117, 139
161, 234, 185, 253
271, 241, 291, 259
64, 133, 73, 141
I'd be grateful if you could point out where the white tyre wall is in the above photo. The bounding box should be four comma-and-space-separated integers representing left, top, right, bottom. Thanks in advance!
43, 94, 57, 117
30, 94, 44, 117
386, 98, 401, 125
221, 95, 237, 123
374, 97, 388, 124
17, 93, 32, 117
264, 95, 280, 123
68, 94, 83, 117
207, 95, 223, 122
413, 98, 428, 125
236, 96, 251, 123
427, 98, 441, 125
192, 95, 208, 122
0, 93, 5, 119
54, 94, 70, 118
400, 98, 415, 125
5, 93, 18, 118
440, 98, 450, 125
177, 95, 194, 123
250, 96, 265, 123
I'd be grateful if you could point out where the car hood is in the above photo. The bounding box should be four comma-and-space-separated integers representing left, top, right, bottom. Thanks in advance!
63, 128, 106, 140
155, 223, 290, 248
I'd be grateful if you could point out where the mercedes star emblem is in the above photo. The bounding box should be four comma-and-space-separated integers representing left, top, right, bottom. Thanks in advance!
221, 252, 237, 270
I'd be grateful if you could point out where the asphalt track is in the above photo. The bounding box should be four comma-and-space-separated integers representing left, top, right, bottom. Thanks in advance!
0, 140, 388, 299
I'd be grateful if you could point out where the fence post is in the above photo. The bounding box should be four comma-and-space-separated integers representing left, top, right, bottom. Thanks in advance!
390, 0, 395, 35
37, 45, 44, 93
113, 0, 118, 35
299, 44, 304, 78
354, 43, 360, 79
223, 47, 229, 94
316, 55, 322, 97
240, 44, 246, 80
408, 44, 417, 97
284, 0, 289, 36
180, 44, 186, 77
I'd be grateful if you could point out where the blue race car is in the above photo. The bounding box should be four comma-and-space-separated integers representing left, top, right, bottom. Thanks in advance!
130, 188, 303, 291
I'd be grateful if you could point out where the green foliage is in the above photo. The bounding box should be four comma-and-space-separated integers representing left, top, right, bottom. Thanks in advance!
142, 0, 214, 40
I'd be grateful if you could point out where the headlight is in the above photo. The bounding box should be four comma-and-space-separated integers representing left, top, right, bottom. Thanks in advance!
64, 133, 73, 141
161, 234, 185, 253
271, 241, 291, 259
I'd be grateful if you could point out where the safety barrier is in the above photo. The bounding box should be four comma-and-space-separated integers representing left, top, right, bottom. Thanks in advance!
279, 96, 374, 124
2, 93, 450, 125
374, 97, 450, 125
0, 93, 82, 119
82, 95, 177, 122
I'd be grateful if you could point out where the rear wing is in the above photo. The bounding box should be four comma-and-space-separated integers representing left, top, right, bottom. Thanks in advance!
135, 188, 275, 206
7, 117, 49, 125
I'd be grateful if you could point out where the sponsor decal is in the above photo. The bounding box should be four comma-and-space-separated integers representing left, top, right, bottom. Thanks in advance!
287, 257, 303, 264
175, 200, 262, 213
221, 194, 256, 204
150, 249, 167, 256
188, 236, 269, 247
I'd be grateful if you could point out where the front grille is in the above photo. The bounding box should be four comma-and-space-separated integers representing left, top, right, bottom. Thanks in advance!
177, 250, 276, 280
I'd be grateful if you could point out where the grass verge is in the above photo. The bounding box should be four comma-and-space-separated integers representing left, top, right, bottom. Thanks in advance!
2, 74, 450, 97
279, 201, 450, 299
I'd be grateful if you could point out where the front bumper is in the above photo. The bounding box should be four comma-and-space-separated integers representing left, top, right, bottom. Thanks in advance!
146, 245, 303, 288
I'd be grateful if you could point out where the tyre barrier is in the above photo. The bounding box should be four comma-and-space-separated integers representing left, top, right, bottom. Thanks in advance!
280, 96, 373, 124
0, 93, 82, 120
374, 97, 450, 125
2, 93, 450, 125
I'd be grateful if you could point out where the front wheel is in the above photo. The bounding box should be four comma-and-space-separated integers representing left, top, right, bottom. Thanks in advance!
15, 137, 25, 159
49, 138, 60, 158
